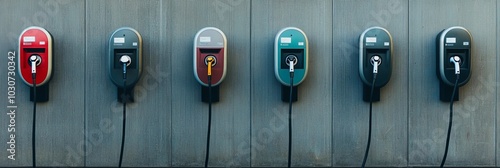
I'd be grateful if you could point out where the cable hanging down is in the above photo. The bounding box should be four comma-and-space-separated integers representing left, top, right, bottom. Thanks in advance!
205, 56, 214, 168
118, 55, 131, 168
286, 56, 296, 168
30, 55, 38, 168
362, 55, 380, 168
440, 56, 461, 168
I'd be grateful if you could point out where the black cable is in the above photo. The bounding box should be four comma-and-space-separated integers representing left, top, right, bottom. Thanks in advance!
440, 74, 460, 168
361, 73, 377, 168
118, 63, 127, 168
32, 73, 36, 168
205, 75, 212, 168
288, 72, 294, 168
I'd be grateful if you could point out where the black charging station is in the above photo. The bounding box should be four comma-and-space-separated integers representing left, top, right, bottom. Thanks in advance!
359, 27, 392, 102
108, 27, 142, 103
436, 26, 472, 102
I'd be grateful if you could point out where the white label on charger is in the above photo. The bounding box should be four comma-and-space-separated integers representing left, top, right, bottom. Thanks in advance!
39, 41, 46, 45
446, 37, 456, 43
384, 42, 390, 46
366, 37, 377, 43
281, 37, 292, 43
200, 37, 211, 43
132, 42, 137, 46
24, 36, 35, 42
114, 37, 125, 44
463, 41, 469, 46
298, 42, 304, 46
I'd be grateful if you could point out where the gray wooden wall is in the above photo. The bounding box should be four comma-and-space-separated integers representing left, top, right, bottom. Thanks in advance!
0, 0, 497, 167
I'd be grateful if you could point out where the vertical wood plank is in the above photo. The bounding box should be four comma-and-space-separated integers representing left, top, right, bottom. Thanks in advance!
332, 0, 409, 166
167, 0, 251, 167
497, 2, 500, 166
85, 0, 169, 167
408, 0, 496, 166
251, 0, 333, 166
0, 0, 85, 167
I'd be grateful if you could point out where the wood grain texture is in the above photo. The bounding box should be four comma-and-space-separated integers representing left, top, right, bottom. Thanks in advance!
85, 0, 169, 167
0, 0, 499, 167
332, 0, 409, 167
408, 0, 496, 166
251, 0, 333, 166
167, 0, 251, 167
0, 0, 85, 167
498, 2, 500, 166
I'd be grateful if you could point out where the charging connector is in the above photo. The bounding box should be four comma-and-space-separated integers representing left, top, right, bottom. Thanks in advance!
370, 55, 381, 74
30, 56, 38, 74
286, 55, 297, 78
120, 55, 131, 79
206, 56, 215, 76
450, 56, 461, 75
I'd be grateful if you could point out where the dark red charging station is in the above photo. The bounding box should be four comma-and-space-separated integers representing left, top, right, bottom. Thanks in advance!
194, 27, 227, 103
18, 26, 53, 102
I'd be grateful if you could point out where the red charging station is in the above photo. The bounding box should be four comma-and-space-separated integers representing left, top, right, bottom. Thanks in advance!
18, 26, 53, 102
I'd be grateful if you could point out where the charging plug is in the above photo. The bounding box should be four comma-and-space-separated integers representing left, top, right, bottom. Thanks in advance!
120, 55, 131, 79
370, 55, 381, 74
205, 56, 216, 76
29, 55, 41, 74
286, 55, 297, 78
450, 56, 461, 75
207, 57, 214, 76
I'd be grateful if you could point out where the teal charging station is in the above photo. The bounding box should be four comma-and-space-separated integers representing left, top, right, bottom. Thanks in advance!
275, 27, 308, 102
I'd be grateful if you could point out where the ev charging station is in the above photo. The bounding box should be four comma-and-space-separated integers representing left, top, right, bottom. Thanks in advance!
108, 27, 143, 103
18, 26, 54, 168
194, 27, 227, 103
359, 26, 392, 102
275, 27, 308, 102
108, 27, 143, 168
436, 26, 472, 168
194, 27, 227, 168
18, 26, 53, 102
358, 26, 393, 168
274, 27, 308, 168
437, 26, 471, 102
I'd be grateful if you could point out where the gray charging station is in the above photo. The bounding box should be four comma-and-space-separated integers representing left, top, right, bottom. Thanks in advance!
108, 27, 143, 103
359, 27, 393, 102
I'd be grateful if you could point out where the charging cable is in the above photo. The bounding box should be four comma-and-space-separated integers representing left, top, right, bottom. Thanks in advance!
29, 55, 39, 168
440, 56, 461, 168
118, 55, 131, 168
286, 55, 296, 168
361, 55, 380, 168
205, 56, 215, 168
